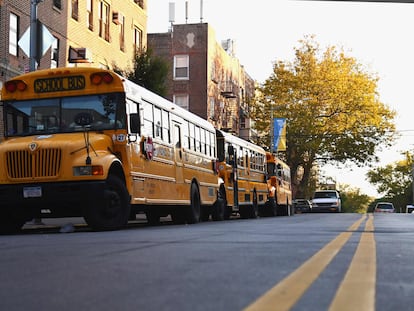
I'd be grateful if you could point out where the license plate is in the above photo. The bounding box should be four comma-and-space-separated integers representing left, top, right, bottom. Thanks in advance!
23, 186, 42, 198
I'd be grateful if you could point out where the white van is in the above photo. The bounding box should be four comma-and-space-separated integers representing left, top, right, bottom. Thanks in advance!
311, 190, 341, 213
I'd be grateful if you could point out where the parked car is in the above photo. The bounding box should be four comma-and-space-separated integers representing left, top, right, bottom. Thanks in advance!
311, 190, 341, 213
374, 202, 395, 213
293, 199, 312, 213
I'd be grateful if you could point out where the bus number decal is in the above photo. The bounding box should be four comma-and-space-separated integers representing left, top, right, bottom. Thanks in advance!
112, 134, 126, 143
34, 76, 85, 93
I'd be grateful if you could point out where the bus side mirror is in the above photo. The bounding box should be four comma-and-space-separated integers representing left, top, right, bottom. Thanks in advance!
129, 113, 140, 134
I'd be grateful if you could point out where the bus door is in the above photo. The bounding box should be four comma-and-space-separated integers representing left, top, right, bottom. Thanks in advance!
172, 122, 184, 184
228, 145, 238, 209
126, 99, 143, 172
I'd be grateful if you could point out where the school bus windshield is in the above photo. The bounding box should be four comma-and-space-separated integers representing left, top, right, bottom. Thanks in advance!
4, 93, 126, 137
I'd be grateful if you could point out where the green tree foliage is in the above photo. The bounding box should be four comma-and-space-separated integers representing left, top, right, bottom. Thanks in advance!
338, 184, 374, 213
367, 152, 413, 211
252, 36, 397, 198
114, 48, 169, 97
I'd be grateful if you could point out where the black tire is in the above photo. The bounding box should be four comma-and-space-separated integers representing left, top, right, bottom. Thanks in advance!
84, 175, 130, 231
186, 185, 201, 224
239, 206, 249, 219
250, 191, 258, 219
212, 198, 225, 221
0, 213, 26, 235
270, 199, 277, 217
146, 209, 160, 226
200, 205, 210, 221
171, 209, 186, 224
276, 203, 285, 216
219, 185, 230, 220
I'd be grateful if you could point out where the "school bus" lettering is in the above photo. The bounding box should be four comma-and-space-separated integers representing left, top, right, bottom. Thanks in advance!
34, 76, 85, 93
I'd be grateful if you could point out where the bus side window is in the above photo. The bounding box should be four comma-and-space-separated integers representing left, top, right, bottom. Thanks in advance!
162, 110, 170, 143
173, 124, 181, 148
227, 145, 235, 166
129, 113, 140, 134
267, 162, 275, 177
154, 107, 162, 139
277, 164, 283, 177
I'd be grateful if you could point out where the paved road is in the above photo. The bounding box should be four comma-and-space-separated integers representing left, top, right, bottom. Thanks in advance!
1, 213, 413, 310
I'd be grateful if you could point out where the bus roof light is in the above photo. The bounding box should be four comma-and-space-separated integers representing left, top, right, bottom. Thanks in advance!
4, 80, 27, 93
90, 72, 114, 85
17, 81, 27, 91
90, 73, 103, 85
102, 73, 114, 84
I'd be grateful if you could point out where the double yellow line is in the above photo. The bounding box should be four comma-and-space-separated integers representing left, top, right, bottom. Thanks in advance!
244, 214, 376, 311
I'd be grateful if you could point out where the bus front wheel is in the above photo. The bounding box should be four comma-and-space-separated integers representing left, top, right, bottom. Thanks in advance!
0, 212, 26, 235
84, 175, 130, 231
186, 185, 201, 224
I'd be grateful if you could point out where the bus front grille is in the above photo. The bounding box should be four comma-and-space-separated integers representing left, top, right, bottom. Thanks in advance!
6, 149, 62, 179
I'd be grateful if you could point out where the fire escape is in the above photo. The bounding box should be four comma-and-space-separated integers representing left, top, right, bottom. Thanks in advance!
220, 80, 239, 134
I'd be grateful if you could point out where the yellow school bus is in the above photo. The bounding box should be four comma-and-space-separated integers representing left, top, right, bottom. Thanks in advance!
265, 152, 293, 216
0, 67, 220, 232
215, 130, 268, 219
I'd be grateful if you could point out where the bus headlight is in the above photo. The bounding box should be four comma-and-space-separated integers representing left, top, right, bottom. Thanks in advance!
73, 165, 104, 176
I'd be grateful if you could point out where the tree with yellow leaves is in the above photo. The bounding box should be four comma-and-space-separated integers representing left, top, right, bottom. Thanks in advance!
252, 36, 397, 198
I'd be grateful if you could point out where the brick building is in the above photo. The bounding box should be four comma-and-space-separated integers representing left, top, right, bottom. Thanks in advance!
0, 0, 147, 138
148, 23, 257, 141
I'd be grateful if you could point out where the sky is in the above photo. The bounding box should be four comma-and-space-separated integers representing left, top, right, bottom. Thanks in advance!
147, 0, 414, 197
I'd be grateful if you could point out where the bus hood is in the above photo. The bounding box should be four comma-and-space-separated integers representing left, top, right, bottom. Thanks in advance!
0, 132, 114, 155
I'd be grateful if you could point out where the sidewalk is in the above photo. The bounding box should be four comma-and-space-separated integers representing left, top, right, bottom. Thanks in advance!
23, 217, 87, 230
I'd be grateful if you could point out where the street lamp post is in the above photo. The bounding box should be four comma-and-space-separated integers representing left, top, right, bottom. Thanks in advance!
270, 102, 274, 153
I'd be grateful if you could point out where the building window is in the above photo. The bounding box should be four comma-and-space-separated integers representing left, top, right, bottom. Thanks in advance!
174, 55, 189, 80
51, 38, 59, 68
9, 13, 18, 56
134, 0, 144, 9
86, 0, 93, 31
240, 116, 246, 129
209, 97, 215, 120
119, 14, 125, 52
53, 0, 62, 10
174, 94, 189, 110
133, 26, 142, 53
99, 1, 110, 41
71, 0, 79, 20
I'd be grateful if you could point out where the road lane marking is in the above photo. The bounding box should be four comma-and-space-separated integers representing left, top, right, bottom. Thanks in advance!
328, 214, 376, 311
244, 215, 367, 311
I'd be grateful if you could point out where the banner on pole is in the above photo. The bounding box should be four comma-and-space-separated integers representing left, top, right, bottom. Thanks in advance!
273, 118, 286, 152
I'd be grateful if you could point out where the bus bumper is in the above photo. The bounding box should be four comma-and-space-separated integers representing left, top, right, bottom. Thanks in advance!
0, 181, 106, 218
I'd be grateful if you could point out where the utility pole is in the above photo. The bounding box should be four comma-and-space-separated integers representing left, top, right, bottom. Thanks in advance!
412, 163, 414, 205
267, 96, 275, 153
30, 0, 43, 71
270, 104, 274, 153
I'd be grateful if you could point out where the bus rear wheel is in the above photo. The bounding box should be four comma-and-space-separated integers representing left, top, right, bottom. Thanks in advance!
84, 175, 130, 231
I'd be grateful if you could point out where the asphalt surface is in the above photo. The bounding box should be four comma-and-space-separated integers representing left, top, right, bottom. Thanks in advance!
1, 213, 413, 311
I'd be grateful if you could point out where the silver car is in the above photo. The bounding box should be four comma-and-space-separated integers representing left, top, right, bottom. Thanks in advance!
374, 202, 395, 213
